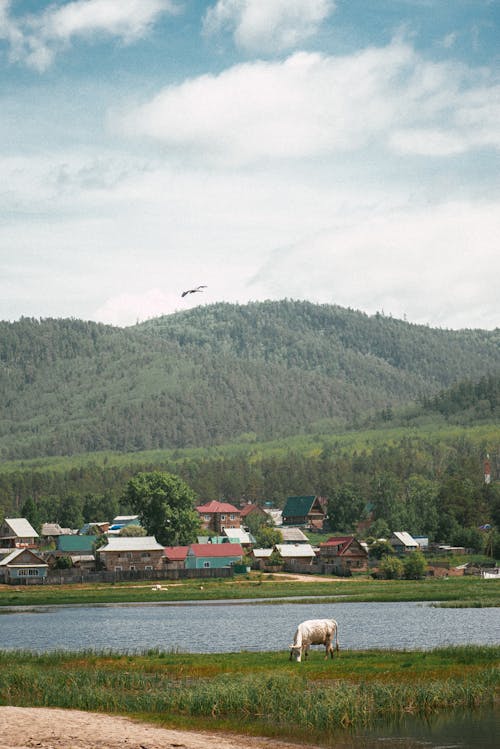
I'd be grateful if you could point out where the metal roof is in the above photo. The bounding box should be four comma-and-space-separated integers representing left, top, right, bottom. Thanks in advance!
0, 548, 47, 566
99, 536, 164, 552
280, 527, 309, 543
3, 518, 39, 538
187, 543, 243, 557
391, 531, 418, 547
275, 543, 316, 558
196, 500, 240, 514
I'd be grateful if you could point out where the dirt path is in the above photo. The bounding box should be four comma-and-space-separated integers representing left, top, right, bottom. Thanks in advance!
0, 707, 321, 749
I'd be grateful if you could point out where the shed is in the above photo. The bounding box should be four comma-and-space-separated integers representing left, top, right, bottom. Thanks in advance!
390, 532, 419, 554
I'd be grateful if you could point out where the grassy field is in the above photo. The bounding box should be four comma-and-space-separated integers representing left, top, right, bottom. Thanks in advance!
0, 646, 498, 743
0, 573, 499, 608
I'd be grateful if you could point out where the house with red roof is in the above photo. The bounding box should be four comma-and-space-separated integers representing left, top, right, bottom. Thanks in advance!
318, 536, 368, 574
196, 500, 241, 533
185, 542, 243, 570
164, 546, 189, 570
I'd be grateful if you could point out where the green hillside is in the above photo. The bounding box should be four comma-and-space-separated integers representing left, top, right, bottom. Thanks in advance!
0, 301, 499, 460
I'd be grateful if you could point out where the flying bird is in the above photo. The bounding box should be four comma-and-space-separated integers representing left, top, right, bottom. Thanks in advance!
181, 285, 207, 298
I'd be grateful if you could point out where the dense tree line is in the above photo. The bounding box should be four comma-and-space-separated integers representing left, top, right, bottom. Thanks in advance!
1, 431, 498, 552
0, 302, 499, 459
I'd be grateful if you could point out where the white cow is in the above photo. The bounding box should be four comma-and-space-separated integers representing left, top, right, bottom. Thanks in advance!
289, 619, 340, 662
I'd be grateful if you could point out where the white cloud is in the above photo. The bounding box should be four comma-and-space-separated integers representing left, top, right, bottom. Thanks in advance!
250, 200, 500, 330
93, 288, 185, 326
120, 40, 500, 164
0, 0, 177, 70
203, 0, 335, 53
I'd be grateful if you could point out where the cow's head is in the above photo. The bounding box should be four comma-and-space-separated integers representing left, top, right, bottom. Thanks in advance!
289, 645, 302, 662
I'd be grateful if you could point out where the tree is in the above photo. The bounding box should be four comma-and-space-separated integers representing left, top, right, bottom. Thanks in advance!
327, 485, 365, 532
119, 524, 147, 537
369, 539, 394, 560
254, 525, 282, 548
124, 471, 200, 546
378, 555, 404, 579
403, 551, 427, 579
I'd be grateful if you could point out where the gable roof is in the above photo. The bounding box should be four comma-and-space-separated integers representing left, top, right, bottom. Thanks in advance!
275, 543, 316, 559
280, 527, 309, 543
99, 536, 164, 552
0, 548, 47, 567
222, 527, 254, 544
187, 543, 243, 558
282, 496, 323, 518
164, 546, 189, 561
240, 503, 266, 519
319, 536, 367, 556
391, 531, 418, 547
2, 518, 39, 538
196, 500, 240, 514
41, 523, 72, 536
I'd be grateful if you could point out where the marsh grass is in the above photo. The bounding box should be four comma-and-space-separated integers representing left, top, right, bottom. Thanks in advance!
0, 646, 498, 740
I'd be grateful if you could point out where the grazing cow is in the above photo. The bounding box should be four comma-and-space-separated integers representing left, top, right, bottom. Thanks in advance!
289, 619, 340, 662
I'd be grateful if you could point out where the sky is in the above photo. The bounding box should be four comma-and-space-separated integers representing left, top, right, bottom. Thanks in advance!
1, 0, 499, 330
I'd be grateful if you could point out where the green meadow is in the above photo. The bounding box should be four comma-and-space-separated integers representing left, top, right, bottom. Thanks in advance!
0, 646, 498, 743
0, 574, 498, 608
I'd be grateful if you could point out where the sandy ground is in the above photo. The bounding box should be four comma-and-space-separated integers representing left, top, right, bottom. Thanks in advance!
0, 707, 321, 749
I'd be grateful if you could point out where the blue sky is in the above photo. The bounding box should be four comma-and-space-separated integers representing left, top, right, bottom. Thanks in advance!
1, 0, 499, 329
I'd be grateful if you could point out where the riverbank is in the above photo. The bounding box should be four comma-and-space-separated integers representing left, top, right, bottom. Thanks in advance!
0, 706, 315, 749
0, 572, 499, 607
1, 646, 498, 745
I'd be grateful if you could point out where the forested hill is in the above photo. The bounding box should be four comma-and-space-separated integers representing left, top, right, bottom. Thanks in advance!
0, 301, 499, 460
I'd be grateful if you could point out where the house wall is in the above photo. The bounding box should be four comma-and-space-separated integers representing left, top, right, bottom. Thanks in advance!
99, 549, 165, 572
185, 554, 241, 570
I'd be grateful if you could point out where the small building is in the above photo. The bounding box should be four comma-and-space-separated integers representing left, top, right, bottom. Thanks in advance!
196, 501, 241, 533
251, 548, 273, 569
185, 542, 243, 570
164, 546, 189, 570
222, 527, 255, 547
41, 523, 73, 541
98, 536, 165, 572
318, 536, 368, 573
0, 548, 48, 582
275, 543, 317, 565
0, 518, 39, 549
390, 532, 419, 554
282, 496, 326, 530
279, 527, 309, 544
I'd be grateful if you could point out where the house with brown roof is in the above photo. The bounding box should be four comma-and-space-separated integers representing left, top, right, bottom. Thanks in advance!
0, 548, 48, 583
318, 536, 368, 574
164, 546, 189, 570
196, 501, 241, 533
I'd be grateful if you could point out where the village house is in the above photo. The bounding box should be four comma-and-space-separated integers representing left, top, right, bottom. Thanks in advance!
274, 542, 317, 566
0, 548, 48, 583
318, 535, 369, 574
98, 536, 165, 572
279, 527, 309, 544
281, 496, 326, 530
390, 531, 419, 555
164, 546, 189, 570
239, 502, 269, 526
185, 542, 243, 570
196, 500, 241, 533
0, 518, 39, 550
221, 526, 255, 547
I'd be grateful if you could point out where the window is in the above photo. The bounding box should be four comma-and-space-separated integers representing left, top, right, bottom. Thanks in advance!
204, 515, 210, 521
141, 552, 150, 558
203, 561, 211, 568
130, 565, 136, 571
220, 514, 226, 521
145, 565, 153, 571
229, 514, 235, 520
114, 566, 122, 572
18, 569, 39, 576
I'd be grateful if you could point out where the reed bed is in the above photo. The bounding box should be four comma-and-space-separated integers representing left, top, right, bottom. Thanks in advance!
0, 647, 498, 739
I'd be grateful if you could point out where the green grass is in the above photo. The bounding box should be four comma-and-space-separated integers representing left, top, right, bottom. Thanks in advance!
0, 647, 498, 742
1, 574, 498, 608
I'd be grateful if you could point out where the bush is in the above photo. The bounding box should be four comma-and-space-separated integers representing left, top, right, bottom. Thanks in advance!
378, 555, 404, 579
403, 551, 428, 579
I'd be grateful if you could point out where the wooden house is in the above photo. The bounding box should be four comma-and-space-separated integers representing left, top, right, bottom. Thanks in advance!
239, 502, 269, 525
98, 536, 165, 572
282, 496, 326, 529
164, 546, 189, 570
390, 532, 419, 555
318, 536, 368, 573
0, 548, 48, 582
185, 542, 243, 570
196, 501, 241, 533
274, 543, 317, 565
0, 518, 39, 550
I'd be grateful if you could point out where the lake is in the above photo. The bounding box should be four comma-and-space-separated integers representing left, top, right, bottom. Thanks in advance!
1, 599, 499, 652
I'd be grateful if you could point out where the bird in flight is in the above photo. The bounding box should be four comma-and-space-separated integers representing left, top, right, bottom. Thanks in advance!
181, 285, 207, 298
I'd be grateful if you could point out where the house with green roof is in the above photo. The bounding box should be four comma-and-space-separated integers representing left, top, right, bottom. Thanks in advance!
56, 535, 96, 554
282, 496, 326, 530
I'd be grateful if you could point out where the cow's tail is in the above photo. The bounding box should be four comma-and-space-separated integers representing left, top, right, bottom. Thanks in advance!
334, 621, 340, 654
